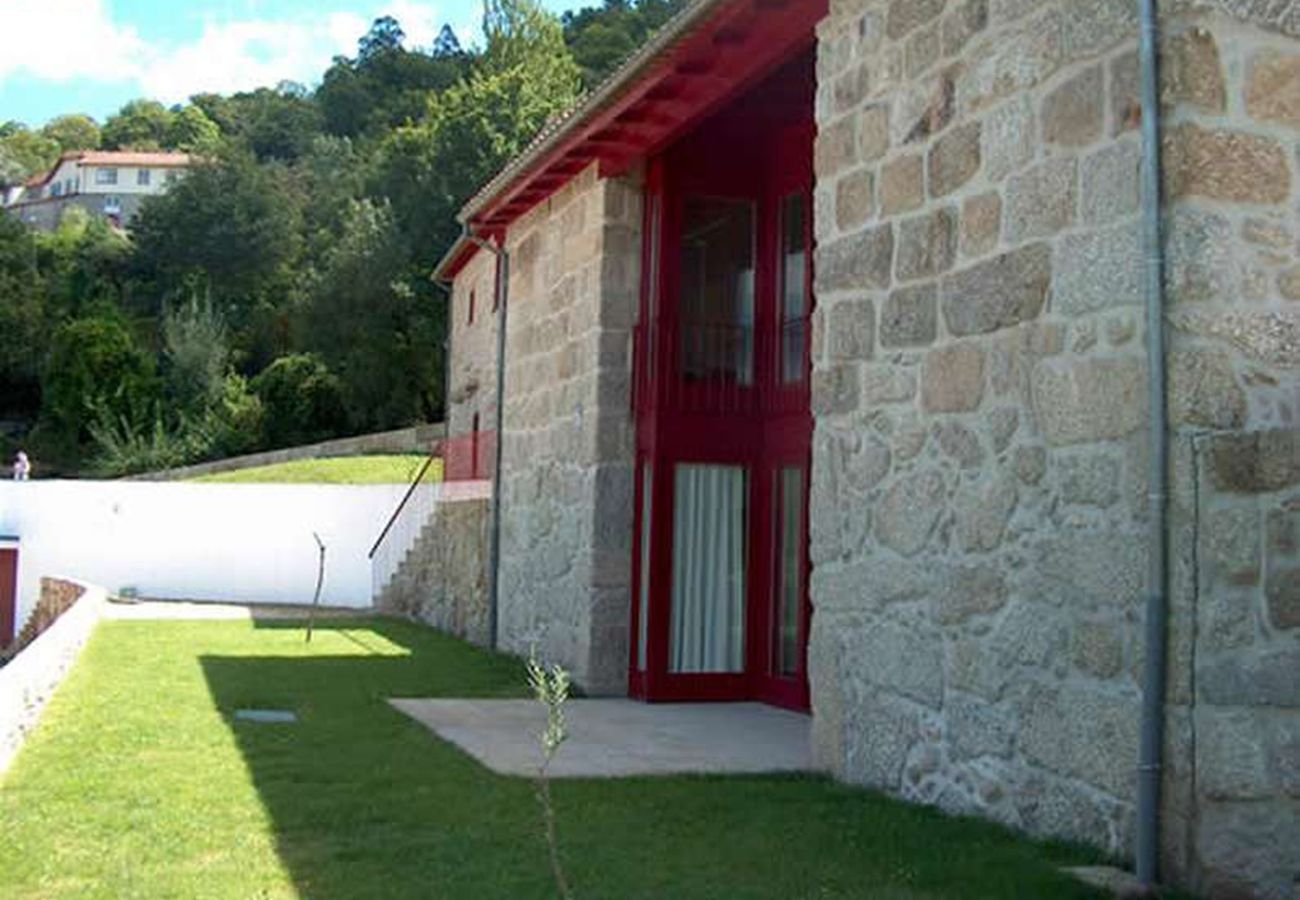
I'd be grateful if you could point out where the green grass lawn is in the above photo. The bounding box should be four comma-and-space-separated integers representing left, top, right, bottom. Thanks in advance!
191, 454, 440, 484
0, 617, 1113, 899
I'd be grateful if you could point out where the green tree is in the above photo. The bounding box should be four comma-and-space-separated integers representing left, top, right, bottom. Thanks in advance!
374, 0, 581, 270
562, 0, 686, 88
165, 105, 220, 152
251, 353, 348, 448
161, 294, 229, 413
102, 100, 173, 150
0, 123, 60, 183
36, 208, 133, 320
41, 114, 101, 153
131, 151, 303, 363
227, 86, 323, 161
0, 215, 46, 419
41, 315, 158, 445
298, 199, 439, 430
317, 16, 469, 139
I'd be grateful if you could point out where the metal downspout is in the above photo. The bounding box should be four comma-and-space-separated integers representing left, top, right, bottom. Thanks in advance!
465, 225, 509, 652
1136, 0, 1170, 888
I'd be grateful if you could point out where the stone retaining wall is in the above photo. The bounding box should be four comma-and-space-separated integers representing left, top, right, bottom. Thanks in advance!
0, 578, 104, 776
377, 494, 491, 647
2, 577, 83, 660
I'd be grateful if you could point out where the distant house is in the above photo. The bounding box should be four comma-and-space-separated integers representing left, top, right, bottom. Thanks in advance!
3, 150, 191, 231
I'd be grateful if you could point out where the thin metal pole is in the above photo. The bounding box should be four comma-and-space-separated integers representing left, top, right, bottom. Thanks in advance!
1136, 0, 1170, 887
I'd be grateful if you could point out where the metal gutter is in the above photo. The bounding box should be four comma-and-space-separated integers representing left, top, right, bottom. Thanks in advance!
1135, 0, 1170, 888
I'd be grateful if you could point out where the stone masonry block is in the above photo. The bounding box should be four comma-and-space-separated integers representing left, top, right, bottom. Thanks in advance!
934, 565, 1009, 625
1018, 681, 1139, 798
1266, 568, 1300, 630
961, 191, 1001, 258
896, 207, 958, 282
852, 621, 945, 708
827, 296, 876, 361
1004, 156, 1077, 244
1206, 429, 1300, 495
1163, 27, 1227, 113
1164, 123, 1291, 205
881, 282, 938, 348
1031, 356, 1146, 446
1061, 0, 1137, 57
982, 95, 1035, 183
859, 104, 892, 162
941, 242, 1052, 336
1246, 49, 1300, 130
887, 0, 947, 40
1199, 646, 1300, 707
922, 342, 986, 412
836, 168, 875, 232
817, 225, 894, 292
1168, 348, 1247, 430
1042, 65, 1104, 147
1055, 220, 1143, 315
880, 154, 925, 215
875, 468, 946, 556
928, 121, 982, 197
1081, 140, 1141, 225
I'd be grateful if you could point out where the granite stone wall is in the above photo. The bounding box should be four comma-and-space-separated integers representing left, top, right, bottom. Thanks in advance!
810, 0, 1298, 895
492, 163, 641, 694
1158, 8, 1300, 897
448, 249, 501, 446
377, 494, 491, 647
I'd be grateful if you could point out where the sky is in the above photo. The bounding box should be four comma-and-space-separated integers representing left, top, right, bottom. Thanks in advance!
0, 0, 587, 127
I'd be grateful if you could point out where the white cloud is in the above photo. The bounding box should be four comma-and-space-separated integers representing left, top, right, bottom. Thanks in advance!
0, 0, 148, 84
0, 0, 455, 107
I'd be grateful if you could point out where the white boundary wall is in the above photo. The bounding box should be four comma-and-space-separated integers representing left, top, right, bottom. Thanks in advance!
0, 579, 105, 776
0, 481, 411, 630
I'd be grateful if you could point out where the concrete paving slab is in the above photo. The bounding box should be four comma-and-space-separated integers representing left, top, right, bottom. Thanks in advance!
388, 698, 815, 778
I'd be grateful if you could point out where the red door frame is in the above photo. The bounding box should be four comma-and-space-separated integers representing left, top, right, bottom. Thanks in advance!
0, 546, 18, 648
628, 55, 814, 710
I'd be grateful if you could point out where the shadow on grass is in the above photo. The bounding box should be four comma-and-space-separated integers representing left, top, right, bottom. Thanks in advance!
200, 617, 1115, 900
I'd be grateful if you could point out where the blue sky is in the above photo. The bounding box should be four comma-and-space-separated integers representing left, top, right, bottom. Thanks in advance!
0, 0, 587, 127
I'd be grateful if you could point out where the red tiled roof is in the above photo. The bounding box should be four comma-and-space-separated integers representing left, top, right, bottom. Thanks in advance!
75, 151, 191, 168
24, 150, 192, 188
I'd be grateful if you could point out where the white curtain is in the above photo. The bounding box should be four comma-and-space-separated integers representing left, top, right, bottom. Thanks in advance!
670, 465, 747, 673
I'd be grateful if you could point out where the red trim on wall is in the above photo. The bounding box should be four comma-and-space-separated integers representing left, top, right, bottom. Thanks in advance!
0, 548, 18, 648
628, 51, 815, 711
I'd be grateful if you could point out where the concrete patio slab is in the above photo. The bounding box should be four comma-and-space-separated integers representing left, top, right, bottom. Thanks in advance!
388, 698, 815, 778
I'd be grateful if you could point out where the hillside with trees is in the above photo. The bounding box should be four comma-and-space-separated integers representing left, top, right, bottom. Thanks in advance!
0, 0, 686, 476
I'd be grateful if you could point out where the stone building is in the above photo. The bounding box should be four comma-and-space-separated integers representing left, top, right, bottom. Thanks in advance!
395, 1, 1300, 896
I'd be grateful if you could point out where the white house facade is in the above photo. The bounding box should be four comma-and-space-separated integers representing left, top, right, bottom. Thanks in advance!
4, 151, 191, 231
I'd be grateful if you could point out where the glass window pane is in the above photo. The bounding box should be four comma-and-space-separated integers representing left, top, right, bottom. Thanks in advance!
774, 467, 804, 677
670, 464, 748, 674
679, 197, 755, 385
637, 464, 653, 672
780, 193, 809, 384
